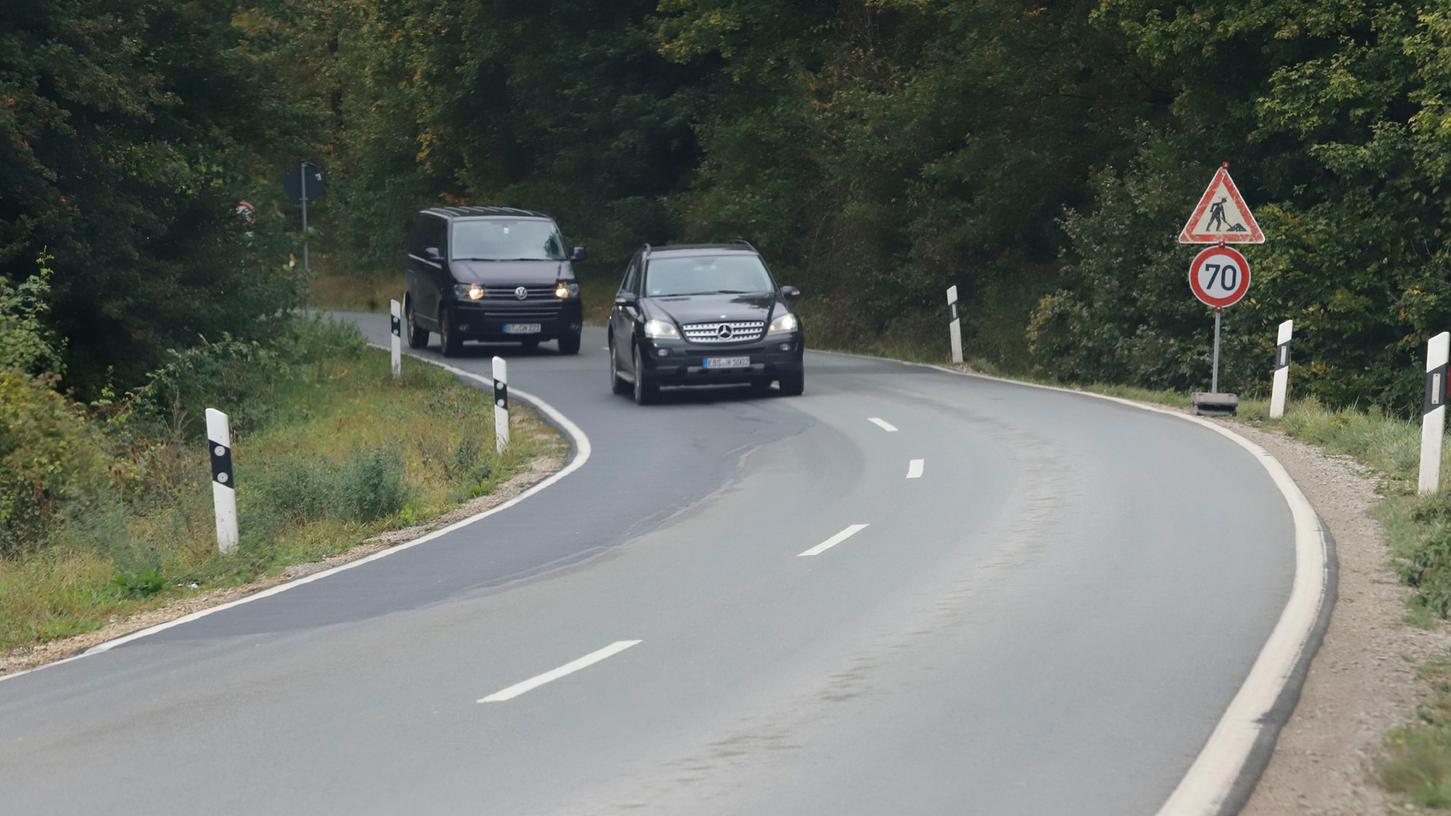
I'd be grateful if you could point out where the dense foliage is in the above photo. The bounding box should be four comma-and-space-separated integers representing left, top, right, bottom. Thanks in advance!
5, 1, 1451, 409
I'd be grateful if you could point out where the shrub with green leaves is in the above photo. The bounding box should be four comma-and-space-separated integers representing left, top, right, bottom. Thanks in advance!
0, 370, 108, 555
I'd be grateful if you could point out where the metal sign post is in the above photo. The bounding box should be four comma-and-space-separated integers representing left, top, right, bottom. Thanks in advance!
1211, 308, 1222, 394
1183, 170, 1259, 416
300, 162, 310, 275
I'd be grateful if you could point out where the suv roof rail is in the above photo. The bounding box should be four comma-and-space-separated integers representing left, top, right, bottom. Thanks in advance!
643, 242, 652, 257
733, 238, 757, 252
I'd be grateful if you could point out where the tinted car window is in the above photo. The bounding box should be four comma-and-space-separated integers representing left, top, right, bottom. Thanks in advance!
451, 219, 565, 261
644, 255, 774, 297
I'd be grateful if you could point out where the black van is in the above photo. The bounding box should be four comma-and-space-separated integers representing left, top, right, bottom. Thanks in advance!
403, 207, 585, 355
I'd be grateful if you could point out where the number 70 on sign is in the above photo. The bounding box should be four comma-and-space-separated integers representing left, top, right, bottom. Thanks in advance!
1188, 245, 1252, 309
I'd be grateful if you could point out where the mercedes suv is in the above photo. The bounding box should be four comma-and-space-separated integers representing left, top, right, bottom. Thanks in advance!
608, 242, 805, 404
403, 207, 584, 356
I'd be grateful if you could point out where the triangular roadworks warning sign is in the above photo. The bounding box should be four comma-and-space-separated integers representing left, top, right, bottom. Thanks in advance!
1178, 165, 1265, 244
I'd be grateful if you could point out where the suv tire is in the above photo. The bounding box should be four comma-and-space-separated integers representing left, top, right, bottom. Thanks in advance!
558, 332, 581, 355
632, 344, 658, 405
405, 297, 429, 349
439, 309, 462, 357
610, 340, 630, 395
779, 371, 804, 396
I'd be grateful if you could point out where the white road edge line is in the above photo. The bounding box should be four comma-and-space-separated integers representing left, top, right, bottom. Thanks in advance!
868, 417, 898, 432
0, 342, 594, 685
478, 640, 641, 703
906, 458, 924, 479
818, 348, 1330, 816
798, 523, 870, 557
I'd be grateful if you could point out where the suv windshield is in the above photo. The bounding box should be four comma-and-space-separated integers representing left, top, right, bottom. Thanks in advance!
451, 219, 565, 261
644, 255, 775, 297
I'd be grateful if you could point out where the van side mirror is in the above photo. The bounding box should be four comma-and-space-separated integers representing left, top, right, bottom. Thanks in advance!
780, 285, 801, 303
570, 246, 588, 262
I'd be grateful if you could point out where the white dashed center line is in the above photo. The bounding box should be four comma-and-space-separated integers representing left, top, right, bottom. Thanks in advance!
907, 459, 924, 479
477, 640, 642, 703
868, 417, 898, 432
798, 524, 870, 557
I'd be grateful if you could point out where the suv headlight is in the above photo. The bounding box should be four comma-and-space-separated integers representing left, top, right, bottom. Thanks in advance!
768, 312, 800, 334
453, 283, 485, 301
643, 318, 679, 339
554, 281, 579, 299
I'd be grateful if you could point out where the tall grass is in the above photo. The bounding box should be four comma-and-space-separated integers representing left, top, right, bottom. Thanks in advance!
0, 318, 560, 653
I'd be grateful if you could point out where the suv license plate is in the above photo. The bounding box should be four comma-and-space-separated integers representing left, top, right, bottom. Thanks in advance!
502, 323, 542, 335
704, 356, 751, 369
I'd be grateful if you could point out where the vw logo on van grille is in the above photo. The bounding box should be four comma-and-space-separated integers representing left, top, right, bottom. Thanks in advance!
514, 286, 528, 300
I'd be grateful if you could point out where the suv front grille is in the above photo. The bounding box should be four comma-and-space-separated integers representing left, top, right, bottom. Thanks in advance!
682, 320, 766, 344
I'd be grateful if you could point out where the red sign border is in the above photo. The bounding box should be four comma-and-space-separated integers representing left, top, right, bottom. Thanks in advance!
1188, 245, 1251, 309
1178, 166, 1265, 244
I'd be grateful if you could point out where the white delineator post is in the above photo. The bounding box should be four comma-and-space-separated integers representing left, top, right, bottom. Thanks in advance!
389, 298, 402, 381
946, 285, 963, 365
493, 356, 509, 454
205, 408, 239, 554
1420, 331, 1450, 494
1269, 319, 1293, 419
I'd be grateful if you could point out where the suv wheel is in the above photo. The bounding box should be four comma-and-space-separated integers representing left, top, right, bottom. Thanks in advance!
779, 370, 804, 397
558, 331, 581, 355
610, 340, 630, 395
405, 297, 428, 349
439, 309, 462, 357
632, 344, 658, 405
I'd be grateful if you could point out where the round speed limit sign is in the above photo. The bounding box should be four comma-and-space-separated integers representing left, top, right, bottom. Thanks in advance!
1188, 245, 1251, 308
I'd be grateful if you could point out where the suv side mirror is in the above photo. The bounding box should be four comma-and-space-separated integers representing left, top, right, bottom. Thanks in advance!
614, 291, 636, 307
780, 285, 801, 303
424, 246, 442, 262
570, 246, 588, 262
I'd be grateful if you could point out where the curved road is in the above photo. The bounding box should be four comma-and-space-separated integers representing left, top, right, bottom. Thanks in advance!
0, 316, 1297, 815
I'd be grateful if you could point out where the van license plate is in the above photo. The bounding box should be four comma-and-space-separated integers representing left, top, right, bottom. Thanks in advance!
502, 323, 541, 335
704, 356, 751, 369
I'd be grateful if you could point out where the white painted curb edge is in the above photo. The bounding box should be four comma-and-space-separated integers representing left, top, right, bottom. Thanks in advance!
818, 350, 1334, 816
0, 346, 592, 685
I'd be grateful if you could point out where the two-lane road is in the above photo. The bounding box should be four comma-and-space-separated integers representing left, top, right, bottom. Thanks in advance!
0, 315, 1301, 814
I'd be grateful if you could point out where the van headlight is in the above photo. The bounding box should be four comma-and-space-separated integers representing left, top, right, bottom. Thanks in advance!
768, 312, 799, 334
643, 319, 679, 339
453, 283, 485, 301
554, 281, 579, 299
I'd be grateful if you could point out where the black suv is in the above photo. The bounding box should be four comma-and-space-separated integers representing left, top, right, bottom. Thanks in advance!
404, 207, 585, 355
608, 242, 804, 404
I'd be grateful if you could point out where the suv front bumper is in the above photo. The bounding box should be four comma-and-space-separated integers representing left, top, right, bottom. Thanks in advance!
639, 336, 804, 384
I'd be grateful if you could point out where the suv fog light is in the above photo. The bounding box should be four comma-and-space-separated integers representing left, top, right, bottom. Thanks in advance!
778, 342, 793, 351
656, 348, 670, 358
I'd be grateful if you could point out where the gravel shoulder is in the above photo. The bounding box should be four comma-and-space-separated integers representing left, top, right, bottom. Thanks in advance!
1232, 421, 1451, 815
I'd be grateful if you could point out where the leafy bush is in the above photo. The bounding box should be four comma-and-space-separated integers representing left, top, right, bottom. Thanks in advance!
0, 370, 109, 556
0, 251, 65, 376
337, 447, 408, 522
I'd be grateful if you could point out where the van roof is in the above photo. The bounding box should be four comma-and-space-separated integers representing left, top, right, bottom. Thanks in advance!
422, 206, 553, 220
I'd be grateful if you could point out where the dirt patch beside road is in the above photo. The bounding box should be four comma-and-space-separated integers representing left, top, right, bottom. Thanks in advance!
1233, 422, 1451, 815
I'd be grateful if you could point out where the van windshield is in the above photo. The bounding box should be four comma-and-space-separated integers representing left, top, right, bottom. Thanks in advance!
451, 219, 565, 261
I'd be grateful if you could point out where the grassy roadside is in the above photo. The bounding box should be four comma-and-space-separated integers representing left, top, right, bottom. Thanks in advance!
0, 319, 562, 656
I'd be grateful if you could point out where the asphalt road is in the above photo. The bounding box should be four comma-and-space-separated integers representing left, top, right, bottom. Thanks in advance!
0, 315, 1296, 815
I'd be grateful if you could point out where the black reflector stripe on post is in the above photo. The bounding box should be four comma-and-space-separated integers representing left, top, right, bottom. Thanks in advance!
949, 302, 958, 322
210, 440, 234, 487
1275, 341, 1291, 371
1427, 363, 1449, 416
494, 381, 508, 410
390, 314, 401, 336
